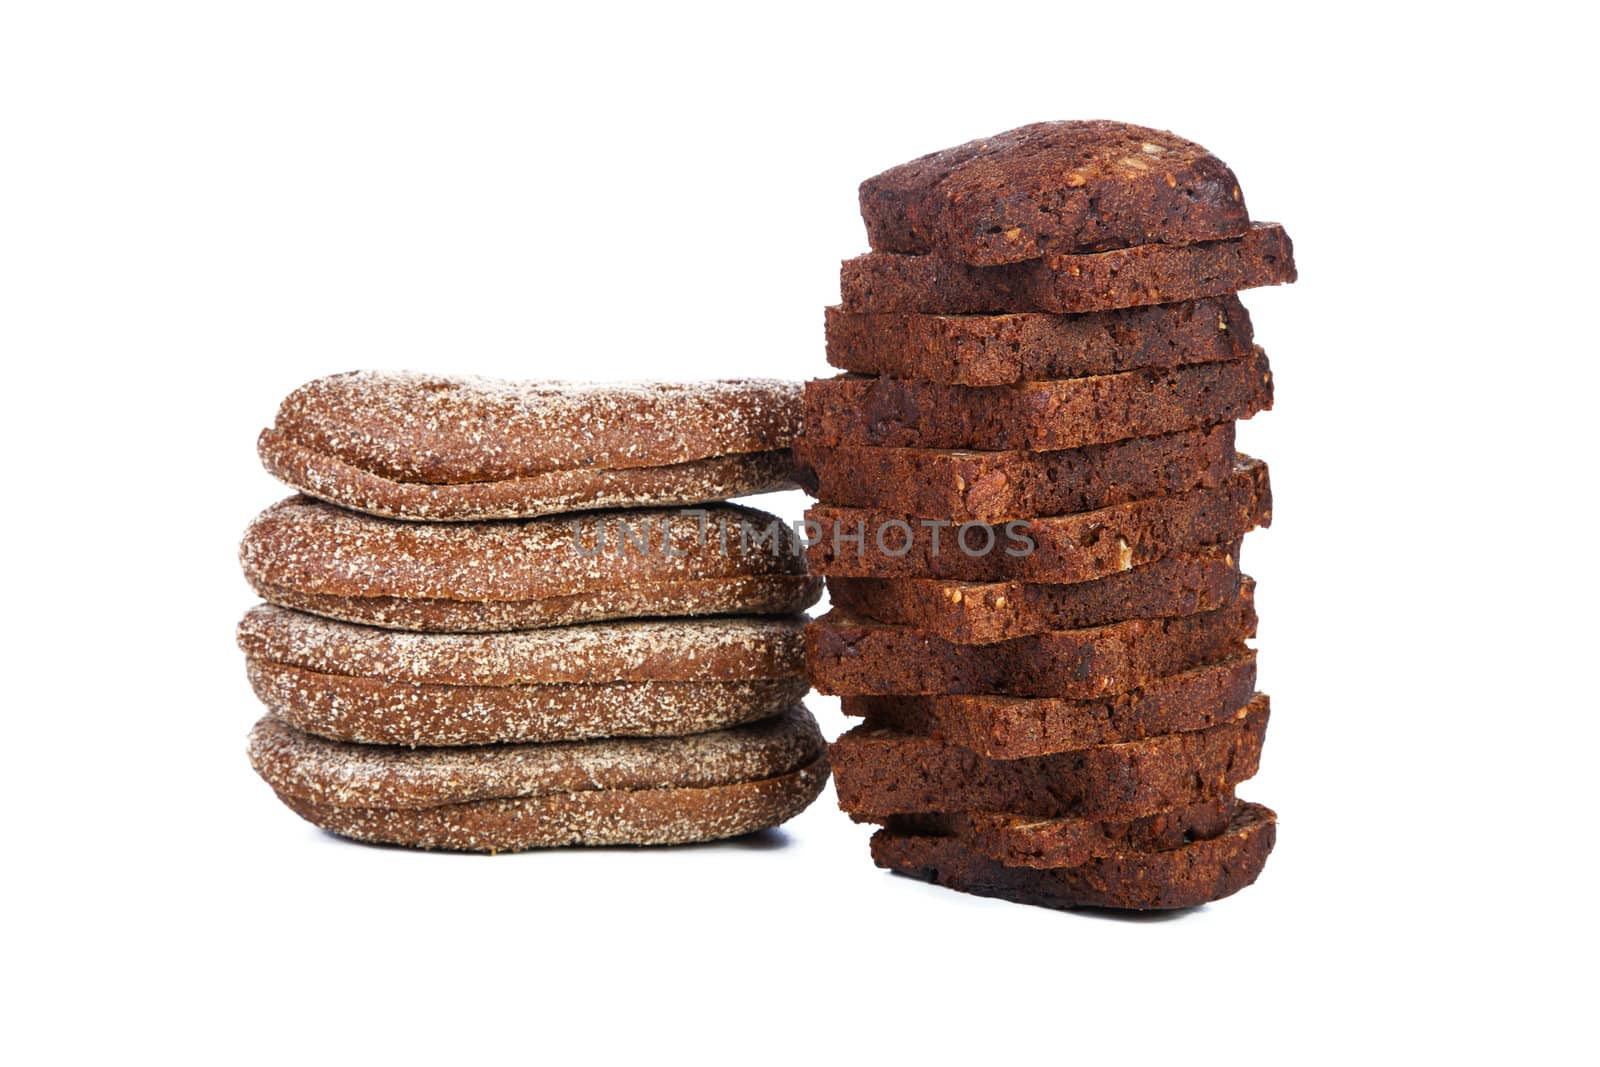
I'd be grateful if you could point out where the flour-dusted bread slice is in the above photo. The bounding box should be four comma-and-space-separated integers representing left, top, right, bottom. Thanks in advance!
826, 541, 1242, 643
803, 350, 1269, 453
239, 605, 809, 746
807, 580, 1253, 699
257, 372, 803, 520
805, 457, 1269, 582
841, 223, 1295, 315
799, 424, 1237, 523
845, 653, 1257, 759
248, 705, 829, 850
860, 121, 1251, 266
871, 801, 1276, 911
830, 696, 1267, 820
824, 296, 1253, 386
240, 497, 820, 632
883, 795, 1239, 870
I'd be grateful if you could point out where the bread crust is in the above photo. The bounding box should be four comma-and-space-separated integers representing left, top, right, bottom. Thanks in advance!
239, 605, 809, 745
248, 704, 825, 810
802, 350, 1269, 452
240, 498, 821, 631
823, 296, 1254, 386
830, 695, 1267, 820
841, 223, 1295, 315
275, 755, 830, 851
860, 121, 1250, 266
870, 801, 1276, 910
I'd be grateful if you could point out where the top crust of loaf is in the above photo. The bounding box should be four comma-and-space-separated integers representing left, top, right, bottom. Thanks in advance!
860, 120, 1249, 265
264, 372, 802, 483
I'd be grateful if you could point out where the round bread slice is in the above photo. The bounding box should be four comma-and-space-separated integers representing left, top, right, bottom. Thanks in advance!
239, 497, 821, 632
238, 604, 809, 745
257, 373, 802, 520
248, 706, 829, 850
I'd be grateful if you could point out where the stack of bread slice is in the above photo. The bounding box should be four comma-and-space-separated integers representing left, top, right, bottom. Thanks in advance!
240, 373, 829, 851
800, 121, 1294, 910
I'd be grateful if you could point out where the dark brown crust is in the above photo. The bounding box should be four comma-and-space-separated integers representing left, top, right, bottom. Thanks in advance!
272, 754, 831, 851
805, 457, 1269, 582
798, 424, 1236, 522
859, 121, 1249, 265
825, 541, 1241, 643
823, 296, 1254, 386
807, 580, 1253, 698
883, 794, 1238, 869
830, 695, 1267, 819
262, 434, 800, 522
840, 223, 1295, 315
240, 498, 820, 632
802, 350, 1270, 452
870, 801, 1276, 910
845, 653, 1257, 759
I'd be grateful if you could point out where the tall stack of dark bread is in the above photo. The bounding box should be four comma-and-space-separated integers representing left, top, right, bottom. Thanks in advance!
800, 121, 1295, 910
239, 374, 829, 851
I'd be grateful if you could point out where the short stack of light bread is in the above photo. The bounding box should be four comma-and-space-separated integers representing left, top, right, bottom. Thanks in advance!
800, 121, 1295, 910
240, 374, 829, 851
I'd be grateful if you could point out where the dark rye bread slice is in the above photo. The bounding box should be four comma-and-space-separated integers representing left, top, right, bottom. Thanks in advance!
806, 457, 1268, 582
240, 497, 820, 632
824, 295, 1254, 386
870, 801, 1276, 911
831, 694, 1267, 819
860, 121, 1250, 266
841, 223, 1295, 315
249, 705, 830, 850
798, 425, 1235, 523
238, 605, 809, 746
883, 794, 1238, 869
826, 540, 1242, 643
846, 652, 1257, 759
258, 373, 802, 521
807, 580, 1253, 699
803, 349, 1269, 453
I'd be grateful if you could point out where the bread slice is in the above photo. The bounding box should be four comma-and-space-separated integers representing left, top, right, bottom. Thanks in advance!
870, 801, 1276, 910
805, 456, 1269, 582
799, 424, 1235, 523
845, 653, 1257, 759
860, 121, 1251, 266
258, 373, 802, 521
826, 541, 1242, 643
803, 349, 1270, 452
239, 605, 809, 746
808, 579, 1254, 698
250, 703, 822, 809
824, 296, 1253, 386
830, 695, 1267, 819
883, 794, 1238, 869
240, 498, 820, 632
841, 223, 1295, 315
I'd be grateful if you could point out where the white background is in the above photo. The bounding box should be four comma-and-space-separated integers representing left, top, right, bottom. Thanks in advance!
3, 2, 1595, 1063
